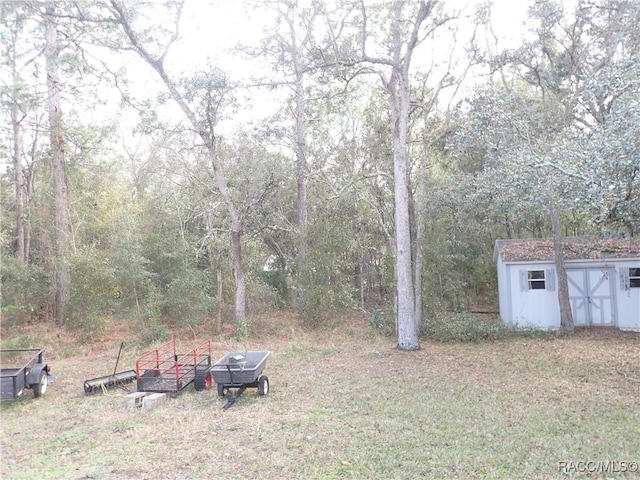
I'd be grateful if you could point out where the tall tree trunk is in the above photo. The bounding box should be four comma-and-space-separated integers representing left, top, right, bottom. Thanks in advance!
12, 99, 25, 264
386, 0, 429, 350
5, 0, 26, 265
216, 266, 223, 334
230, 225, 246, 321
25, 163, 36, 264
389, 73, 418, 350
294, 70, 307, 287
283, 2, 308, 300
549, 201, 574, 333
204, 139, 246, 322
45, 7, 71, 325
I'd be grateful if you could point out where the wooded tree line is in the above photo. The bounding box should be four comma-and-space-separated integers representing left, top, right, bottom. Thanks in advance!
1, 0, 638, 349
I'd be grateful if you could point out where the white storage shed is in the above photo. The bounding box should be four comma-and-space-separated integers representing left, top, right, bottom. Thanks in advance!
494, 238, 640, 331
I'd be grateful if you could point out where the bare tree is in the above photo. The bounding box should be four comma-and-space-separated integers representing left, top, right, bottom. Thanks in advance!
249, 0, 324, 299
282, 1, 310, 287
107, 0, 248, 324
352, 0, 451, 350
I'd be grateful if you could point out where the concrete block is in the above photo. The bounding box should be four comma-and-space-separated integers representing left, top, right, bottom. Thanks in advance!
123, 392, 149, 409
142, 392, 167, 410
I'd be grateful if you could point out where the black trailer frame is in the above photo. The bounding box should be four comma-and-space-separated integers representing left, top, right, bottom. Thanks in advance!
1, 348, 51, 400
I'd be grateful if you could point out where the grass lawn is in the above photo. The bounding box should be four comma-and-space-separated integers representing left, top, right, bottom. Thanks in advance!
1, 314, 639, 479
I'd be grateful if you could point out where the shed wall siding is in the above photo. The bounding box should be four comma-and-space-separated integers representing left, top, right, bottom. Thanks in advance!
496, 258, 511, 324
497, 257, 640, 331
505, 263, 560, 329
614, 261, 640, 331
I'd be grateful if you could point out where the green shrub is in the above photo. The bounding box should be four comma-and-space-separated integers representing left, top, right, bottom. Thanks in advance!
299, 281, 355, 326
0, 257, 50, 322
233, 316, 251, 340
298, 259, 356, 326
368, 306, 395, 336
162, 268, 215, 325
297, 202, 358, 326
136, 322, 168, 346
110, 250, 157, 319
517, 325, 557, 339
58, 345, 81, 358
258, 269, 290, 307
0, 305, 25, 327
422, 312, 514, 342
66, 249, 117, 337
0, 334, 37, 349
66, 315, 109, 342
247, 273, 282, 313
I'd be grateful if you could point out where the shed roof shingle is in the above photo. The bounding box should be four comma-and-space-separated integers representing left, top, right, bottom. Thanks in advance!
494, 237, 640, 262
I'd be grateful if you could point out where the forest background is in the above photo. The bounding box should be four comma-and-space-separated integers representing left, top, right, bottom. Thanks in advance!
1, 0, 638, 347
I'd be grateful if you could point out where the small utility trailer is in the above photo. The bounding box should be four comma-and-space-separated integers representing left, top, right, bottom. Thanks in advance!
1, 348, 51, 400
211, 351, 270, 409
135, 339, 212, 393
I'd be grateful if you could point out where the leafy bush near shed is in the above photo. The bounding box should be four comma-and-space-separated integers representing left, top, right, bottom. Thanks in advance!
516, 325, 558, 339
423, 312, 514, 342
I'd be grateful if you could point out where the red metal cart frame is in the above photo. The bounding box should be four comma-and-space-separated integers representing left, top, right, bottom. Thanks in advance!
135, 339, 212, 393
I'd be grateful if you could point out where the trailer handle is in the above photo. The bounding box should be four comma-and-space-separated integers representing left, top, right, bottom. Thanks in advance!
113, 342, 125, 378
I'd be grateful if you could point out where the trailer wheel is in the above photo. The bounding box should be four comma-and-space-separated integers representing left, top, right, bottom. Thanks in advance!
258, 375, 269, 396
194, 368, 212, 391
32, 370, 48, 398
217, 383, 228, 397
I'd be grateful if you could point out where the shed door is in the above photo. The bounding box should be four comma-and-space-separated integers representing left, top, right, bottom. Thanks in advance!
567, 268, 614, 326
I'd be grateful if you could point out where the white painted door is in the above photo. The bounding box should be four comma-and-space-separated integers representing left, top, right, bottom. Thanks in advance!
567, 268, 615, 326
567, 270, 588, 326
